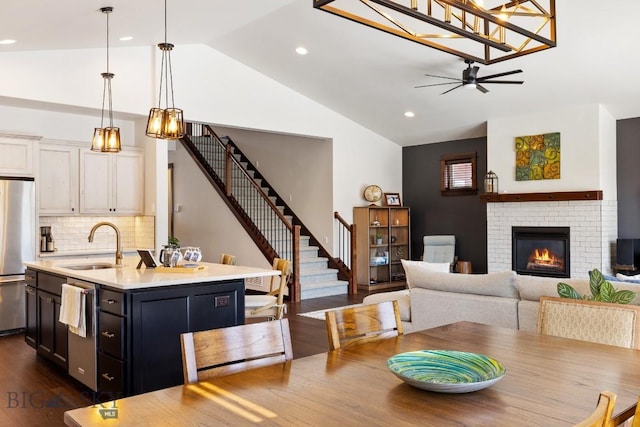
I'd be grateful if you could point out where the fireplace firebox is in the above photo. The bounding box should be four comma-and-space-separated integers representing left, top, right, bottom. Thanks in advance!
512, 226, 570, 278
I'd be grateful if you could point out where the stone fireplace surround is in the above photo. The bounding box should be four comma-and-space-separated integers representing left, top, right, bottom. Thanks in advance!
486, 195, 617, 278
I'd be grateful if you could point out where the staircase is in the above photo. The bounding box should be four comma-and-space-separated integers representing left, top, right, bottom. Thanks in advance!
181, 122, 350, 300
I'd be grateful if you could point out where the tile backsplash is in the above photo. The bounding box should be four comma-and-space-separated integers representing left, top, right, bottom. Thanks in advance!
39, 216, 155, 254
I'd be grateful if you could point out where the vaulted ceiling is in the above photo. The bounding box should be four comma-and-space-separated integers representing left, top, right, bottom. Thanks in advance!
1, 1, 639, 146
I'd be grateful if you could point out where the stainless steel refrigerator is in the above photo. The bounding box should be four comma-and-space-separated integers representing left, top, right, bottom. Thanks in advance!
0, 177, 35, 334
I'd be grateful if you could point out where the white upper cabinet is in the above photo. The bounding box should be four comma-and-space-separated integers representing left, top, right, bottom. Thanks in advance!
39, 144, 79, 215
80, 149, 144, 215
0, 136, 37, 177
113, 150, 144, 215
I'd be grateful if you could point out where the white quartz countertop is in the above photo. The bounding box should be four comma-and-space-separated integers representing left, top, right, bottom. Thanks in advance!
24, 257, 279, 291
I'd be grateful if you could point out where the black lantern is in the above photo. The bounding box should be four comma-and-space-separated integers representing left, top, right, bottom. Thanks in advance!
484, 170, 498, 194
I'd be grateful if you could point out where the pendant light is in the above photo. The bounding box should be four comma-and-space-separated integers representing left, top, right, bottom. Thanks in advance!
91, 6, 121, 153
145, 0, 185, 140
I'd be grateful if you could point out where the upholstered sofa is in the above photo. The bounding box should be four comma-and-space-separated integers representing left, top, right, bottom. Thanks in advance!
362, 260, 640, 333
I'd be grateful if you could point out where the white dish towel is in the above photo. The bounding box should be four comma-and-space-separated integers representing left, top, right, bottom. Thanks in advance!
59, 284, 86, 337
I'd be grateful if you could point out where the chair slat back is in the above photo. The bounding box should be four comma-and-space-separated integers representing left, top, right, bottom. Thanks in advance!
180, 318, 293, 384
325, 300, 403, 351
220, 253, 236, 265
245, 258, 291, 320
537, 296, 640, 349
271, 258, 290, 318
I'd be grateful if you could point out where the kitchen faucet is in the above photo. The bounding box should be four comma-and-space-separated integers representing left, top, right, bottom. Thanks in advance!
88, 221, 123, 266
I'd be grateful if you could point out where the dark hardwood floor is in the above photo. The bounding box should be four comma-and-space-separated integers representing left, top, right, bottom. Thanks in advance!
0, 291, 370, 426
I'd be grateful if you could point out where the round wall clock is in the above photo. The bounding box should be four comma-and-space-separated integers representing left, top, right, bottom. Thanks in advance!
363, 185, 383, 203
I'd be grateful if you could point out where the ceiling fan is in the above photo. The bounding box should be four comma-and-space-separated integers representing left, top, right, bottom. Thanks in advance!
415, 60, 524, 95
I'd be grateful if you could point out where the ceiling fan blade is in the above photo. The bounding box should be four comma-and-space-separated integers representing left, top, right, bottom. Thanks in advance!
441, 84, 463, 95
476, 84, 489, 93
423, 73, 462, 82
481, 80, 524, 85
477, 69, 523, 81
415, 81, 462, 88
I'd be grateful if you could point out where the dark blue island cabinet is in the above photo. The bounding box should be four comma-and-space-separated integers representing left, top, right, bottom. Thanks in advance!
97, 280, 244, 398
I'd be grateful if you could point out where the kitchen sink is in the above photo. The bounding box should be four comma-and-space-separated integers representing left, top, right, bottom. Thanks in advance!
61, 262, 116, 270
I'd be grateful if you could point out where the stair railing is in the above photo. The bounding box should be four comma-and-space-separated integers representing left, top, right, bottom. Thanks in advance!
182, 122, 302, 300
334, 211, 357, 294
219, 131, 355, 295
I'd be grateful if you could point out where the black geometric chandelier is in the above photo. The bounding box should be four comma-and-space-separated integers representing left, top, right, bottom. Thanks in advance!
313, 0, 556, 65
146, 0, 185, 140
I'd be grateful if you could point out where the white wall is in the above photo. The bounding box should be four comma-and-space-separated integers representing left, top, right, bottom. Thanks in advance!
170, 45, 402, 227
0, 43, 403, 257
485, 103, 619, 276
597, 105, 617, 200
215, 126, 333, 247
0, 104, 136, 146
487, 104, 617, 199
0, 47, 153, 115
169, 143, 270, 269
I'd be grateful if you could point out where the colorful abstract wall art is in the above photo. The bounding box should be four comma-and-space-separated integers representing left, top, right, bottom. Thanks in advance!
515, 132, 560, 181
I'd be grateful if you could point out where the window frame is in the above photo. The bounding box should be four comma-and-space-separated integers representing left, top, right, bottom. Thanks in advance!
440, 152, 478, 196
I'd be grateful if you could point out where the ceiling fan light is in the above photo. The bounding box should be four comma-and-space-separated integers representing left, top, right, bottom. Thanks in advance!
464, 83, 477, 90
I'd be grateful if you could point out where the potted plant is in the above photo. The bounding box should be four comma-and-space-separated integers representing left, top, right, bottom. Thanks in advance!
375, 233, 383, 245
557, 268, 637, 304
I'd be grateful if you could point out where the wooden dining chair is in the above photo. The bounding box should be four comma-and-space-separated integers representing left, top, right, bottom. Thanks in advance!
219, 253, 236, 265
325, 300, 403, 351
180, 318, 293, 384
537, 296, 640, 349
574, 391, 617, 427
245, 258, 290, 321
607, 393, 640, 427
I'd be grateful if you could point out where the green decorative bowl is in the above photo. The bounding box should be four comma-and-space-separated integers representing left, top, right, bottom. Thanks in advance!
387, 350, 506, 393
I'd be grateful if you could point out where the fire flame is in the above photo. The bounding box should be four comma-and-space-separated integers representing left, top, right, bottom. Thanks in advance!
530, 248, 560, 266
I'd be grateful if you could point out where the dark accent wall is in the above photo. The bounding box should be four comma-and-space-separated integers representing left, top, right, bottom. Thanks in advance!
403, 137, 488, 273
616, 118, 640, 238
403, 118, 640, 274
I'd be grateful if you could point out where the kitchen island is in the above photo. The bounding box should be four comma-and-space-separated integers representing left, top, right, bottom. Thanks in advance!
23, 257, 278, 398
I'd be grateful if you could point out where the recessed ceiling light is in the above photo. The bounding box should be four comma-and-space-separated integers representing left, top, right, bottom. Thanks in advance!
119, 36, 133, 41
404, 111, 415, 118
295, 46, 308, 55
0, 39, 16, 45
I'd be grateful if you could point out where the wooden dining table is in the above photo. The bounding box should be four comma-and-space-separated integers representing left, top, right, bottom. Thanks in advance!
64, 321, 640, 426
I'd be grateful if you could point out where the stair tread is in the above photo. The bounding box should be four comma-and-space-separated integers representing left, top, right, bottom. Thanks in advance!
298, 257, 327, 263
299, 280, 349, 289
298, 267, 338, 275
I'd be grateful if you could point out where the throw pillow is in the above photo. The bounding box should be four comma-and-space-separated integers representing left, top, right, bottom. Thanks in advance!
616, 273, 640, 284
422, 261, 451, 273
401, 260, 450, 288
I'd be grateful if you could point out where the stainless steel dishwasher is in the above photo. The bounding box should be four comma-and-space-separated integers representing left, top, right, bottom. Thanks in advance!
66, 278, 98, 391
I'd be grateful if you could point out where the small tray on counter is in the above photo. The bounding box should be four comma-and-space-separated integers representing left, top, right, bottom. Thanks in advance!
155, 264, 208, 273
